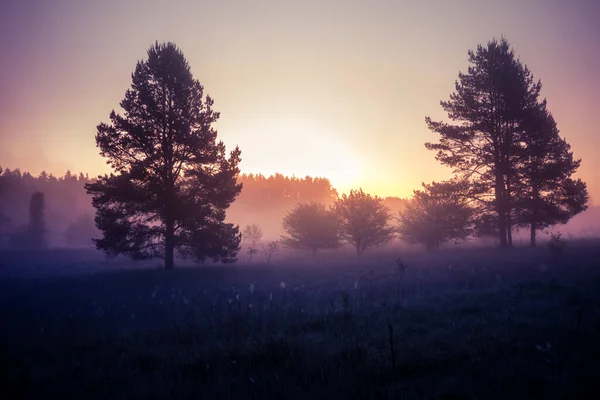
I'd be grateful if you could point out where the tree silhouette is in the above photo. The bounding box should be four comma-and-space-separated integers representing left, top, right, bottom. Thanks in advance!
19, 191, 47, 249
85, 42, 242, 269
263, 240, 280, 263
242, 223, 263, 262
425, 38, 543, 248
281, 202, 340, 256
398, 181, 473, 251
513, 107, 588, 246
335, 189, 395, 256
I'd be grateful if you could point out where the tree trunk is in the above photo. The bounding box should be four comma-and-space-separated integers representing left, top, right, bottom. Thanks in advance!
530, 185, 538, 247
165, 220, 175, 270
497, 209, 508, 248
505, 173, 513, 248
356, 242, 362, 257
494, 169, 508, 247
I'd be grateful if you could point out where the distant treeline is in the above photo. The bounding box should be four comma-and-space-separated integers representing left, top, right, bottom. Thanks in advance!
228, 173, 407, 238
0, 168, 97, 247
0, 168, 407, 246
2, 166, 595, 250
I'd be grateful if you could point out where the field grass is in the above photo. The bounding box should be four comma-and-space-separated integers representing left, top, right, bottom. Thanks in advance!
2, 240, 600, 399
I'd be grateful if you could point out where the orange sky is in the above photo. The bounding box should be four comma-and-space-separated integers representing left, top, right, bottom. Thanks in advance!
1, 0, 599, 201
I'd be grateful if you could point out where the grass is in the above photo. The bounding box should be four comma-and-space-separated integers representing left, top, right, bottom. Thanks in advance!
2, 241, 600, 399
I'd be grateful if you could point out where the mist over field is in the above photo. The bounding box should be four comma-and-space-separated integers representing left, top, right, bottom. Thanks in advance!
0, 169, 598, 250
2, 241, 600, 399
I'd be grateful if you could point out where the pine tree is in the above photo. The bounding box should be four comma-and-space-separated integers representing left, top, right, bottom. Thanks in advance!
514, 107, 588, 246
335, 189, 395, 256
425, 38, 542, 247
85, 42, 242, 269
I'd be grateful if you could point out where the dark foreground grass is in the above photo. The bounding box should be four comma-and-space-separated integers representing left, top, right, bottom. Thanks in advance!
2, 241, 600, 399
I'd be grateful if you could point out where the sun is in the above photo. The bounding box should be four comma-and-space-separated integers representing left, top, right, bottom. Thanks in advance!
228, 117, 364, 193
308, 133, 363, 192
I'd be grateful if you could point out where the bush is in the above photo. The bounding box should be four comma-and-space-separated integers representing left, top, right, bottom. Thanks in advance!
263, 240, 280, 263
242, 224, 263, 263
547, 231, 566, 266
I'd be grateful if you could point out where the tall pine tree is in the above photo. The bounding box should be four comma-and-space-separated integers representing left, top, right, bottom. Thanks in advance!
398, 180, 473, 251
426, 38, 544, 247
86, 42, 242, 269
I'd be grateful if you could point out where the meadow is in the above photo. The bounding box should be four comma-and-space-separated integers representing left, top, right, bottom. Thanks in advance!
1, 240, 600, 399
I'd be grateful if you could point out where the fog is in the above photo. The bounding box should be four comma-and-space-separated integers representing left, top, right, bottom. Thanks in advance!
1, 168, 598, 252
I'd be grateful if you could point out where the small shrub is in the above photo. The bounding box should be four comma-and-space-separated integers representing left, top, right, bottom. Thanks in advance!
395, 256, 408, 276
242, 224, 263, 263
547, 231, 567, 266
263, 240, 280, 264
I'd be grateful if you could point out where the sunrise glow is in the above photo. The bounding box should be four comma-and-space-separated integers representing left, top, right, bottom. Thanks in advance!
1, 1, 598, 201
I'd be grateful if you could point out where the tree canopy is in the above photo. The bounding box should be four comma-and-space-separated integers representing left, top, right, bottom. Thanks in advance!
335, 189, 395, 256
281, 202, 340, 256
86, 42, 242, 268
512, 107, 588, 245
398, 181, 473, 251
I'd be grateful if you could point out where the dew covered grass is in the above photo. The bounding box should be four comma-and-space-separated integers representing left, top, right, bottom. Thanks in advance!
2, 241, 600, 399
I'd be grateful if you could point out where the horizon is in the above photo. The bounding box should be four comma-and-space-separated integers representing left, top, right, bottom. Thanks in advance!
1, 0, 599, 201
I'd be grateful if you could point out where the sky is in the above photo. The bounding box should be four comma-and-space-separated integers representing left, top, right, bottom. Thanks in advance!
1, 0, 599, 200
